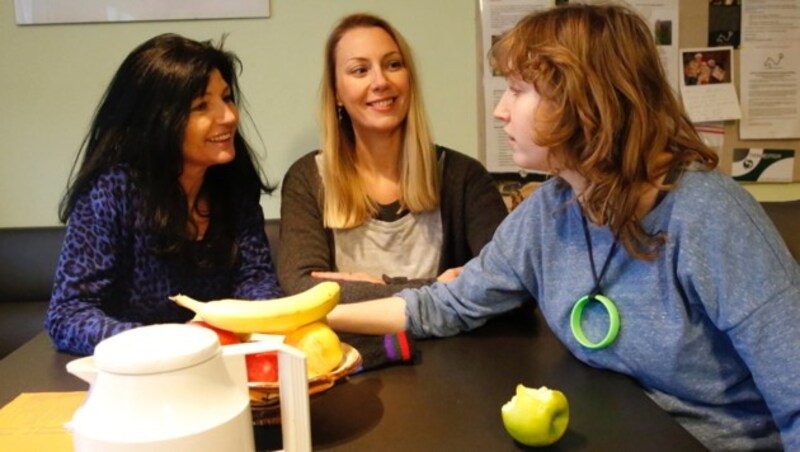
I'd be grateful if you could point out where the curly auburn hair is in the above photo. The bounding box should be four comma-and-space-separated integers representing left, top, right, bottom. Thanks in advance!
491, 4, 718, 259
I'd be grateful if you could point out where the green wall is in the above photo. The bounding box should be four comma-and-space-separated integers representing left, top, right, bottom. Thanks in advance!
0, 0, 480, 226
2, 0, 797, 227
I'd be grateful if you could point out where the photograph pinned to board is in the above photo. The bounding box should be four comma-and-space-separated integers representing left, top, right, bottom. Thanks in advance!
732, 148, 796, 183
14, 0, 270, 25
679, 46, 742, 123
708, 0, 741, 48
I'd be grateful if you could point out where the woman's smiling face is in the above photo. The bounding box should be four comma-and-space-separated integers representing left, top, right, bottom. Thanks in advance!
334, 26, 410, 139
182, 69, 239, 173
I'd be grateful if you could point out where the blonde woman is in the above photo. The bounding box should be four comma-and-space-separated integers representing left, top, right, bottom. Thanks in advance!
329, 4, 799, 449
278, 13, 507, 304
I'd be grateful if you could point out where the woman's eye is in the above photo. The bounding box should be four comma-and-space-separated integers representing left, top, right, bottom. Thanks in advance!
349, 66, 368, 76
386, 60, 404, 70
223, 94, 235, 104
190, 101, 208, 112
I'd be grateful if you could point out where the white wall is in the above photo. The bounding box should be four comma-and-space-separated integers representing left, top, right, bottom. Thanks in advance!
0, 0, 480, 226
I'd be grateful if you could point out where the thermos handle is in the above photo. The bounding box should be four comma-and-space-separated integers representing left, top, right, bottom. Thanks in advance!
275, 344, 312, 452
222, 340, 312, 452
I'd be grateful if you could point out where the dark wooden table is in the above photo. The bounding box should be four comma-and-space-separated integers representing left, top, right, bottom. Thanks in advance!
0, 308, 705, 451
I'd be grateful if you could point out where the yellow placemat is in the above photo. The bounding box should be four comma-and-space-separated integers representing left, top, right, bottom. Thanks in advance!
0, 392, 86, 452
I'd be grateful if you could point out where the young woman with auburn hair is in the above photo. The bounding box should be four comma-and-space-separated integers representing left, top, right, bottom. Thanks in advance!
328, 5, 800, 450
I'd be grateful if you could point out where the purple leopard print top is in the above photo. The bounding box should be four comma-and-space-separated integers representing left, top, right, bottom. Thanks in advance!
46, 167, 283, 355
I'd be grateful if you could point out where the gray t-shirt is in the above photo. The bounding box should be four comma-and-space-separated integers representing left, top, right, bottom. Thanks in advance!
317, 153, 443, 279
334, 209, 442, 279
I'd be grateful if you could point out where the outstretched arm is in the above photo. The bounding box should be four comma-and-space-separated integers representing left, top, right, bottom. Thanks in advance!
327, 296, 407, 335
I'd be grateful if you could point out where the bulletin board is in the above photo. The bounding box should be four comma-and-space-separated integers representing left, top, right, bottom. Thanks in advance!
481, 0, 800, 190
678, 0, 799, 183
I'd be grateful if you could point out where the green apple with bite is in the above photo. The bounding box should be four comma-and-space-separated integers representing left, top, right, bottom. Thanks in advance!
501, 384, 569, 446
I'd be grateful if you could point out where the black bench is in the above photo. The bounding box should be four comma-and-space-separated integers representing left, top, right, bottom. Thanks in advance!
1, 202, 797, 358
0, 220, 280, 358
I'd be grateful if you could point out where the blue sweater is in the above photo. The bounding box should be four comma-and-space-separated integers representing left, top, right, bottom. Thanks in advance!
46, 167, 283, 355
401, 170, 800, 450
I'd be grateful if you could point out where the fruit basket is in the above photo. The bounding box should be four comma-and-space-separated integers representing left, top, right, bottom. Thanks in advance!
248, 342, 362, 425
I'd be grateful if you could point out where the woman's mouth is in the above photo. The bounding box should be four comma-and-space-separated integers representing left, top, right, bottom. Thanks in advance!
367, 98, 395, 109
207, 132, 233, 143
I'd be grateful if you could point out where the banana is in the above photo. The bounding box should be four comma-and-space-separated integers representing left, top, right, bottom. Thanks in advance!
170, 281, 340, 334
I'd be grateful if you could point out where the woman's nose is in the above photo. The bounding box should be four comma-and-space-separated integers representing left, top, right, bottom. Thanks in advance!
493, 91, 510, 121
371, 69, 389, 89
219, 102, 238, 125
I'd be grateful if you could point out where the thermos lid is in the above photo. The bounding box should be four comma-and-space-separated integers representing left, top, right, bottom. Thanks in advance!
93, 323, 220, 375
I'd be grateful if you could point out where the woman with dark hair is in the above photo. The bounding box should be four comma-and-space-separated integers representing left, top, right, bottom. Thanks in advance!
328, 4, 799, 449
46, 33, 283, 355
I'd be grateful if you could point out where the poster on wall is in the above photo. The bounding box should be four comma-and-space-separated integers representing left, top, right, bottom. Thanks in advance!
732, 148, 796, 183
479, 0, 552, 175
738, 0, 800, 139
14, 0, 270, 25
707, 0, 741, 48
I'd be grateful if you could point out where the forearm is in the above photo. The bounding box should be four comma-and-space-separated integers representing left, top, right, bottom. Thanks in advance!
327, 296, 408, 335
277, 156, 334, 295
274, 198, 331, 295
46, 297, 140, 355
233, 201, 284, 299
333, 278, 434, 303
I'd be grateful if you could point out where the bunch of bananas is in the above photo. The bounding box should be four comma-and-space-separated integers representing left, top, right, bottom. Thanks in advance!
170, 281, 341, 334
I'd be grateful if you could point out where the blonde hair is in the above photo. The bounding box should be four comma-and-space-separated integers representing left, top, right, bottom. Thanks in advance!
320, 13, 439, 229
490, 4, 718, 259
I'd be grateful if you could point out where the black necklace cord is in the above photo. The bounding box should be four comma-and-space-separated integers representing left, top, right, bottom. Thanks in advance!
580, 208, 619, 299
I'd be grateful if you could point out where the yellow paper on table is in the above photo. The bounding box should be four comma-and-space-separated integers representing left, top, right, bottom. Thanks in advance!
0, 392, 86, 452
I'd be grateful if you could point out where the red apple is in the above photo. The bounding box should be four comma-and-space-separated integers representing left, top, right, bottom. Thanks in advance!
188, 320, 241, 346
246, 351, 279, 382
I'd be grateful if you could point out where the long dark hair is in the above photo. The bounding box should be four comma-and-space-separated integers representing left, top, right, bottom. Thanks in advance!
60, 33, 275, 269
